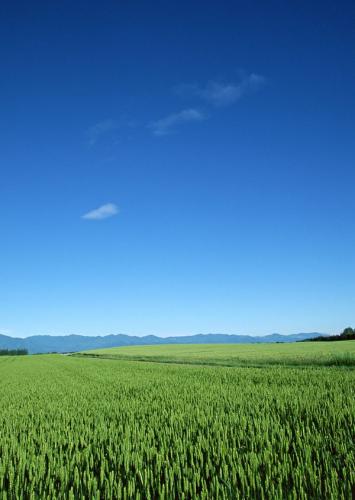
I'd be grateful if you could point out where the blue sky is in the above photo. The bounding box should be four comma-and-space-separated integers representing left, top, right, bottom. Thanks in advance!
1, 1, 354, 337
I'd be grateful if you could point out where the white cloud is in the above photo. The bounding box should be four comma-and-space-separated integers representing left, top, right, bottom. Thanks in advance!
82, 203, 119, 221
149, 108, 205, 136
87, 119, 118, 146
176, 73, 266, 107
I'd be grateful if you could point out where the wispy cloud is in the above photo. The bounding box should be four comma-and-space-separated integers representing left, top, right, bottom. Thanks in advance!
175, 73, 266, 107
149, 108, 205, 136
87, 119, 118, 146
82, 203, 119, 220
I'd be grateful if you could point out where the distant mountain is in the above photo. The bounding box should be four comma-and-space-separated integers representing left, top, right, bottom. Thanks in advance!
0, 332, 327, 354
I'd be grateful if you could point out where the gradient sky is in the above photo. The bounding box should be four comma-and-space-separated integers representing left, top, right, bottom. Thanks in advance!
1, 1, 354, 337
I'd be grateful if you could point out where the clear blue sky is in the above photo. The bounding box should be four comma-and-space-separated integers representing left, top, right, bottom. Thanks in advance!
1, 1, 354, 337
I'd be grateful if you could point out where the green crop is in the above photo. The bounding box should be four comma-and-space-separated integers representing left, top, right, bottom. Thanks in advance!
0, 347, 354, 498
81, 340, 355, 367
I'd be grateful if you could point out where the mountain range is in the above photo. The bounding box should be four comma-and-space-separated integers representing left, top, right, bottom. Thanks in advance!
0, 332, 326, 354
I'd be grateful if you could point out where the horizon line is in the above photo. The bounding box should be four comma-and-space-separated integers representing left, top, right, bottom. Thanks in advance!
1, 331, 329, 339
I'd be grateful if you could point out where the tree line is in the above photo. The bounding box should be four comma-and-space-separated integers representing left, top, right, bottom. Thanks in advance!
0, 349, 28, 356
309, 327, 355, 342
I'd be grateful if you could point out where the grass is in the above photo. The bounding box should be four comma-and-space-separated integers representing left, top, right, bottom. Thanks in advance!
79, 340, 355, 367
0, 353, 354, 498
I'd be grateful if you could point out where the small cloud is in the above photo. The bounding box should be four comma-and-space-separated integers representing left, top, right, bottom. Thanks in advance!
87, 119, 118, 146
82, 203, 119, 221
175, 73, 266, 107
149, 108, 205, 136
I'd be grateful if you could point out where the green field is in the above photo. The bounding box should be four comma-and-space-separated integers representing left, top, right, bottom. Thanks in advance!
81, 340, 355, 367
0, 343, 354, 498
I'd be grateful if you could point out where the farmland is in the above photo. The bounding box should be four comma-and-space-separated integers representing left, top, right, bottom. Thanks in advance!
81, 340, 355, 367
0, 344, 354, 498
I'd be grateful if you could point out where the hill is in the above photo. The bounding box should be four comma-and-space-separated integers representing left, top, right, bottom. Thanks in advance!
0, 332, 326, 354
